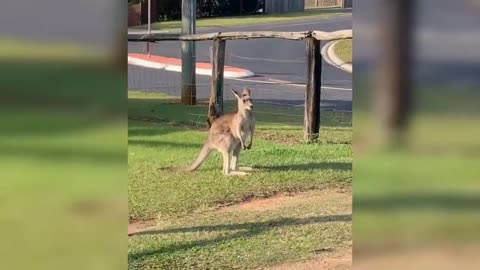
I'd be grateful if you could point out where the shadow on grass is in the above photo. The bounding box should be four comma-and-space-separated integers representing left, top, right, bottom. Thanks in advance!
257, 162, 351, 172
129, 214, 351, 260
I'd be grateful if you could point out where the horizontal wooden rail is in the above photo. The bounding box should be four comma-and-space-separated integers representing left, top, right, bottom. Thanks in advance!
127, 29, 352, 42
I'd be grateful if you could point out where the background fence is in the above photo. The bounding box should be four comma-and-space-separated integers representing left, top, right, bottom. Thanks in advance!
128, 31, 352, 140
305, 0, 352, 8
264, 0, 305, 13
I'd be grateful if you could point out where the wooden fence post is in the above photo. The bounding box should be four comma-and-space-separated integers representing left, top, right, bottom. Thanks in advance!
304, 37, 322, 141
208, 39, 226, 127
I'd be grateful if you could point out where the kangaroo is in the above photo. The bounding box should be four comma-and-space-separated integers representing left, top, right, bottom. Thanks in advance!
180, 87, 256, 176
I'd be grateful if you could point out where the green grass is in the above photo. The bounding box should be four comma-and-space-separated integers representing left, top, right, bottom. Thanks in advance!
1, 118, 126, 270
353, 112, 480, 252
134, 9, 348, 31
129, 189, 351, 269
0, 38, 106, 61
333, 39, 352, 64
0, 62, 126, 270
128, 91, 352, 269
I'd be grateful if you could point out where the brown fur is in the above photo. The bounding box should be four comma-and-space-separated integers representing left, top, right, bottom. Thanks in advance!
180, 87, 256, 176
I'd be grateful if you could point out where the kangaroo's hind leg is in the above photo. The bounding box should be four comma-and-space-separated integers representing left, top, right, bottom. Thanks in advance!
230, 143, 241, 171
230, 142, 255, 173
222, 150, 231, 175
223, 149, 247, 176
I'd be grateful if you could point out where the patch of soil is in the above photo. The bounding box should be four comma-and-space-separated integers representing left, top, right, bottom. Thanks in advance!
268, 247, 352, 270
220, 187, 351, 212
128, 220, 156, 236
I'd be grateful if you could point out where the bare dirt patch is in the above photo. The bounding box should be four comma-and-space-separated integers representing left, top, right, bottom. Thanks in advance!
128, 220, 156, 236
269, 247, 352, 270
220, 187, 352, 213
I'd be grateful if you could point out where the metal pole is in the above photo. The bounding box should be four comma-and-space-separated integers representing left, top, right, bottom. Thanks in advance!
209, 45, 213, 64
147, 0, 151, 57
181, 0, 197, 105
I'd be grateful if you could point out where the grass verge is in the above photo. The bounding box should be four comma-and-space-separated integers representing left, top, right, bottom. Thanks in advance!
333, 39, 352, 64
1, 62, 126, 270
353, 111, 480, 253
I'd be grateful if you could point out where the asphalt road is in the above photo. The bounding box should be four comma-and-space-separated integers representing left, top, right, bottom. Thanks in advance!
128, 14, 353, 112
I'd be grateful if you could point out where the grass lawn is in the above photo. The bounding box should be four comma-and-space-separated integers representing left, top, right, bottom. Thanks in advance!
128, 91, 352, 269
133, 9, 349, 31
129, 189, 352, 269
1, 61, 126, 270
0, 38, 106, 61
353, 110, 480, 254
333, 39, 352, 64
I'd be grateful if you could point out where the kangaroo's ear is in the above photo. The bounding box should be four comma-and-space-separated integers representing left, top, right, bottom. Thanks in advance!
231, 89, 240, 99
241, 87, 251, 96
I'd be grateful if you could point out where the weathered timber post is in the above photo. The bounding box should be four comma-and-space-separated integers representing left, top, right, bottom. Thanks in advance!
207, 39, 226, 127
304, 37, 322, 141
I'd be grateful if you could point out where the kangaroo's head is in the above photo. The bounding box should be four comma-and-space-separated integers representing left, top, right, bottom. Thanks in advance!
232, 88, 253, 112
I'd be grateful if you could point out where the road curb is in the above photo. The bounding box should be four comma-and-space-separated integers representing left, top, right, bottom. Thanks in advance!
128, 53, 255, 79
321, 40, 352, 74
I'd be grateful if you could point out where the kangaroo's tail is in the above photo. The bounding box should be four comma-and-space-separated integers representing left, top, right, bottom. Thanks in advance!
179, 143, 213, 172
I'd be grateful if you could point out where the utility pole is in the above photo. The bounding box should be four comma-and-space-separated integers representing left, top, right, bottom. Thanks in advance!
375, 0, 415, 146
146, 0, 151, 57
181, 0, 197, 105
